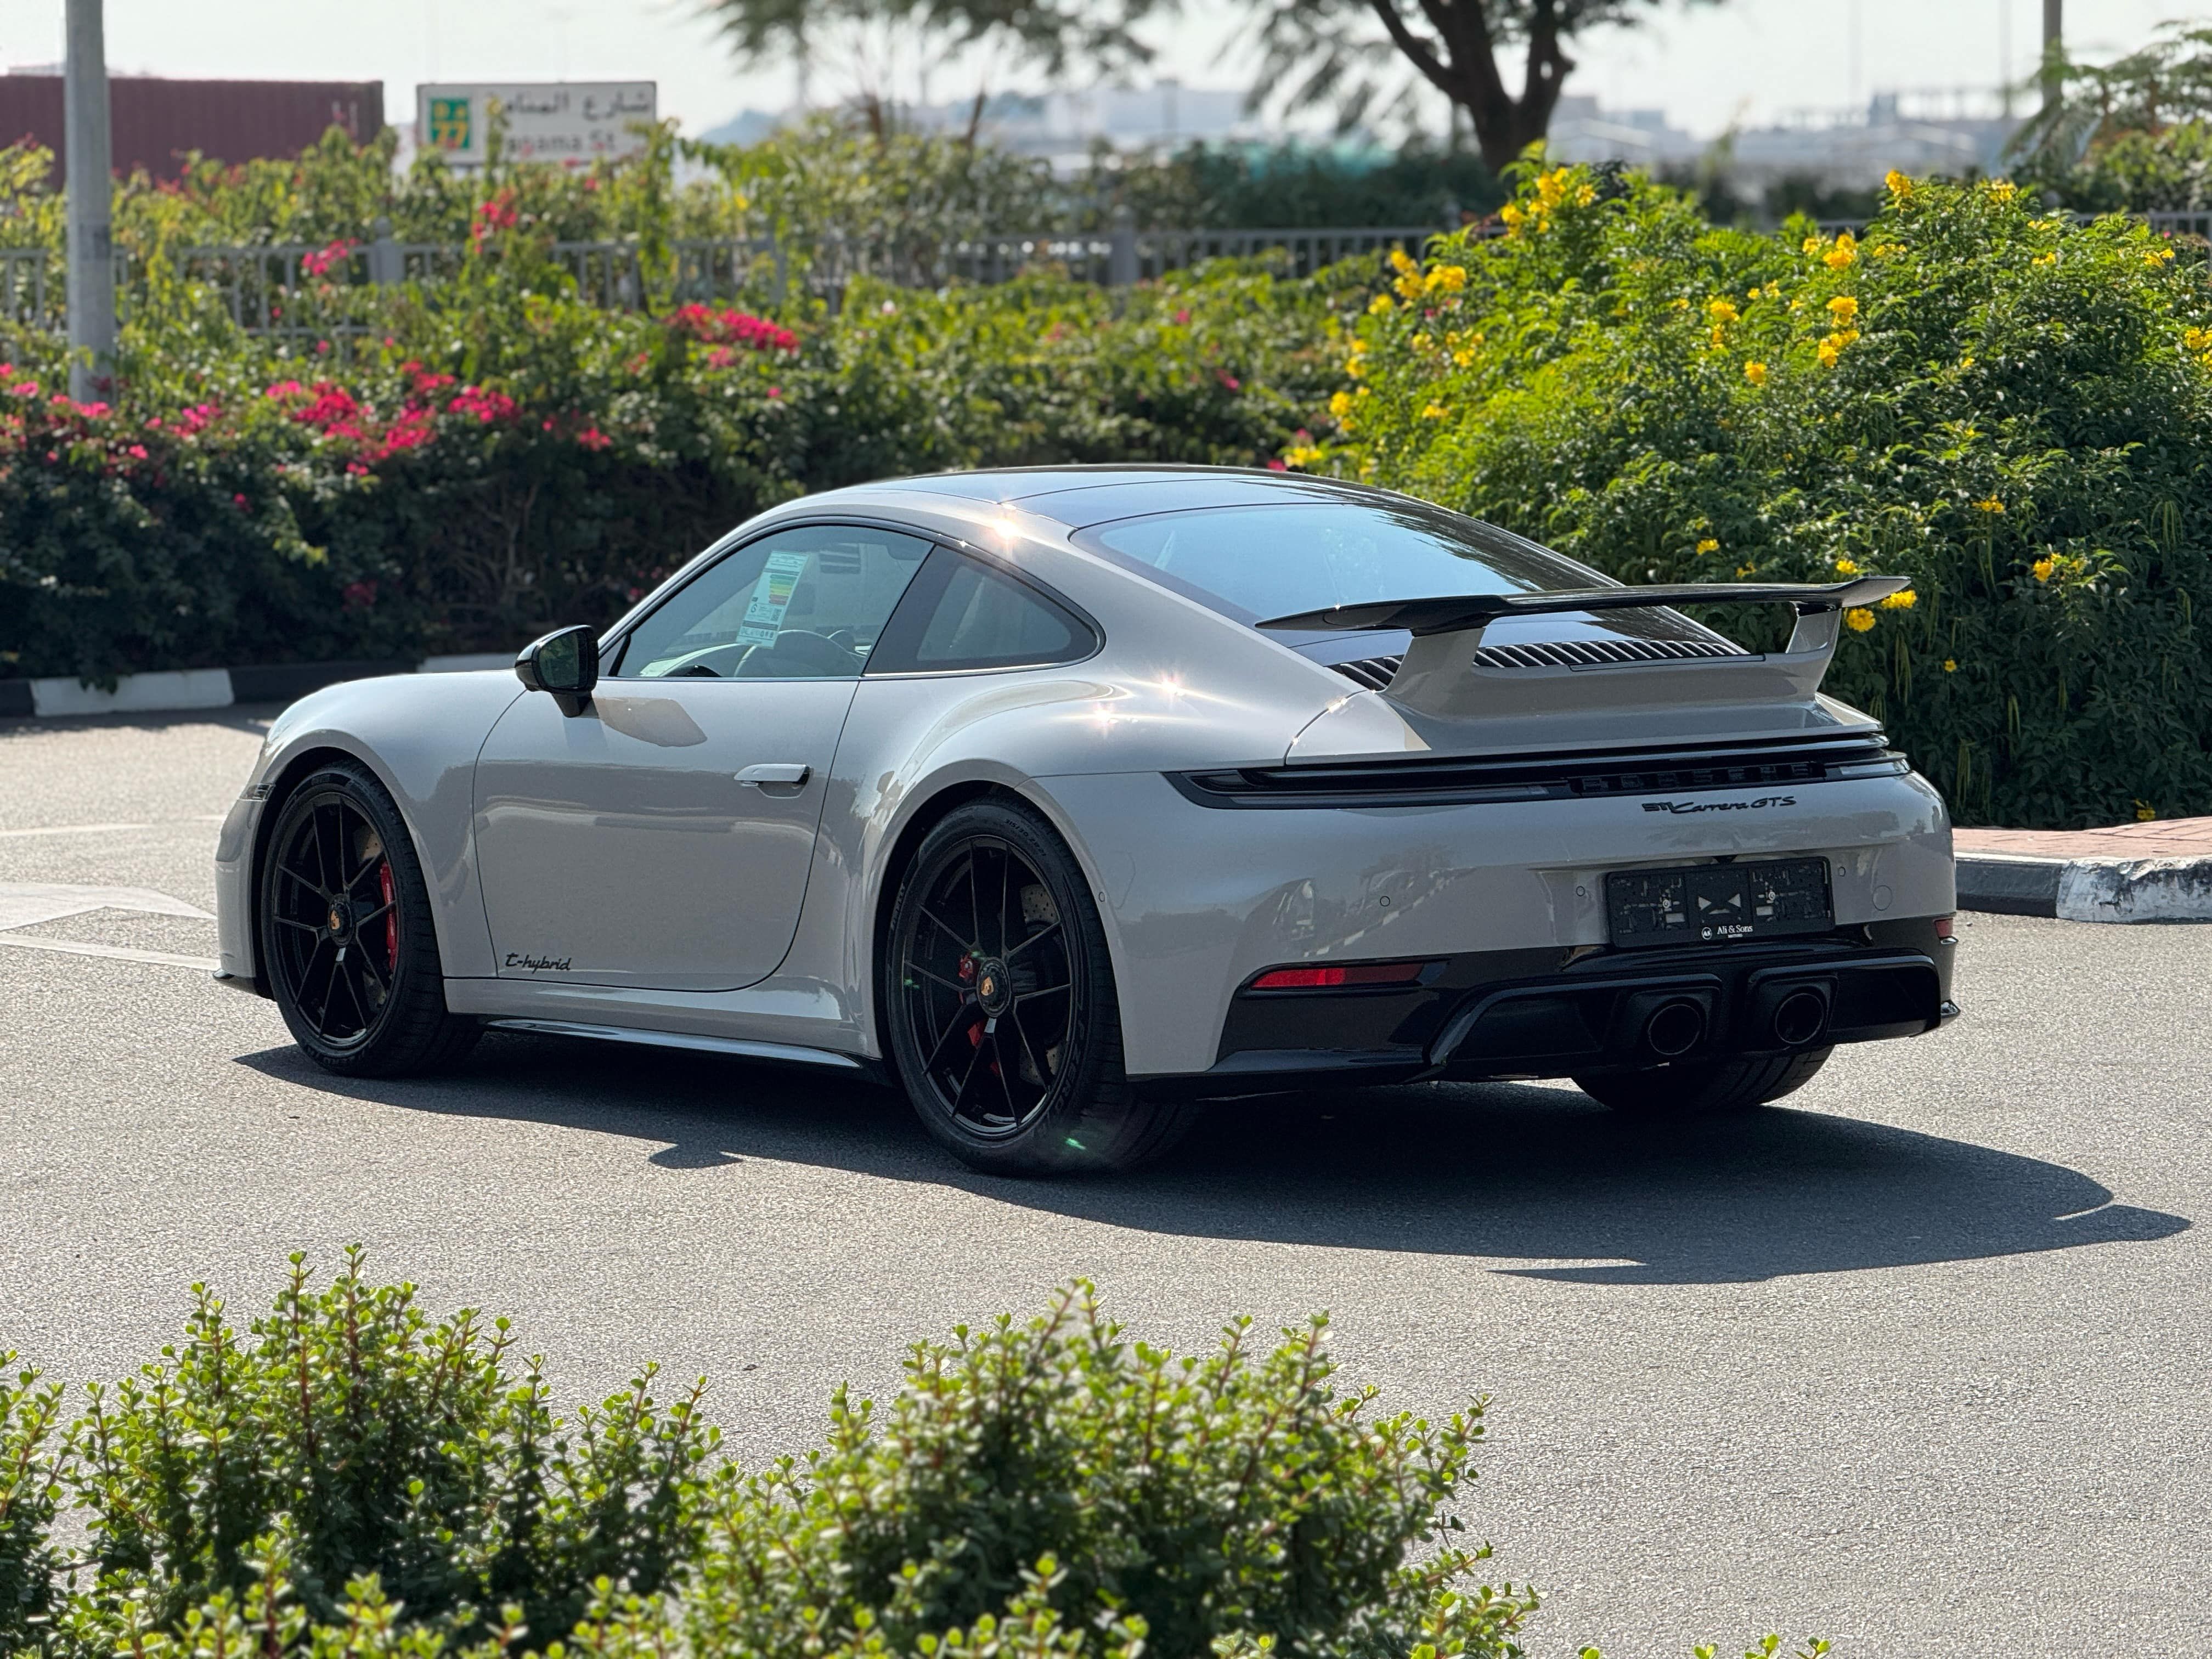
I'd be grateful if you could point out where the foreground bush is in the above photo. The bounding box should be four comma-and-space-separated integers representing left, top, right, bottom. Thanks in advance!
56, 1249, 710, 1643
1304, 165, 2212, 827
1, 1260, 1539, 1659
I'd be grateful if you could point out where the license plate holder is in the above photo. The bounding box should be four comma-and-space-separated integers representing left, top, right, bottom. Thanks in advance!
1605, 857, 1832, 947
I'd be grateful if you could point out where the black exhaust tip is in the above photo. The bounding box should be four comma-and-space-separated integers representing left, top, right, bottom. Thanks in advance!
1772, 986, 1831, 1047
1644, 998, 1707, 1058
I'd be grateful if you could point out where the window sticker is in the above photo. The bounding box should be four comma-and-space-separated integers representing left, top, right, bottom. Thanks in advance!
737, 550, 810, 646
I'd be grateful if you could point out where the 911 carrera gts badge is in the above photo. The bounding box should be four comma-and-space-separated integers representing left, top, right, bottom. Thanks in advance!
1641, 795, 1797, 814
505, 952, 573, 971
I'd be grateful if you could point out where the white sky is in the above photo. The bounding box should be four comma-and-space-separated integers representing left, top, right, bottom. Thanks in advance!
2, 0, 2204, 143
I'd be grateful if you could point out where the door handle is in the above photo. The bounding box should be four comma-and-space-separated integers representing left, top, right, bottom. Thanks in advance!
736, 763, 811, 787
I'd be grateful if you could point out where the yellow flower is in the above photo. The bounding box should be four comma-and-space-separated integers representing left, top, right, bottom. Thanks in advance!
2032, 556, 2056, 582
1973, 498, 2004, 514
1870, 241, 1906, 258
1328, 390, 1355, 420
2186, 327, 2212, 352
1743, 360, 1768, 385
1420, 402, 1449, 419
1395, 270, 1426, 302
2146, 246, 2177, 266
2136, 800, 2158, 822
1843, 607, 1877, 631
1942, 658, 1957, 673
1283, 444, 1325, 469
2034, 252, 2058, 266
1959, 354, 1976, 370
1696, 537, 1720, 554
1879, 589, 1917, 609
1389, 248, 1419, 276
1536, 167, 1577, 209
1707, 297, 1741, 324
1425, 264, 1468, 294
1735, 563, 1757, 578
1412, 332, 1434, 353
1824, 232, 1859, 270
1368, 293, 1395, 315
1886, 169, 1913, 197
1988, 180, 2018, 203
1499, 202, 1525, 229
1452, 348, 1477, 368
1817, 339, 1842, 368
1826, 295, 1859, 321
1833, 557, 1861, 574
1708, 325, 1728, 349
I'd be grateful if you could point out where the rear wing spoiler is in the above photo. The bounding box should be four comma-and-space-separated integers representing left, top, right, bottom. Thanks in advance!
1256, 577, 1911, 639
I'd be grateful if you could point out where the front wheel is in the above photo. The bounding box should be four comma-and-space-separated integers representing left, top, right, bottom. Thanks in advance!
1574, 1046, 1832, 1119
259, 762, 481, 1077
882, 800, 1190, 1175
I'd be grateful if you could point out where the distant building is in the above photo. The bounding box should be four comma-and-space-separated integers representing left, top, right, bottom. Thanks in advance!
0, 70, 382, 178
1548, 89, 2022, 190
702, 80, 1265, 170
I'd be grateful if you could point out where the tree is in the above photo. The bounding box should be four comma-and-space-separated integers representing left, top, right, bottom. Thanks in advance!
701, 0, 1164, 141
1235, 1, 1720, 174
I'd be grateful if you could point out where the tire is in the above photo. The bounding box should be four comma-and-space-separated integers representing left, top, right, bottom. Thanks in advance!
259, 761, 481, 1077
882, 799, 1191, 1175
1574, 1046, 1832, 1119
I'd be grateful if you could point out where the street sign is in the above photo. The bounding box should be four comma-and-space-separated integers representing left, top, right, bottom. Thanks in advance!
414, 82, 656, 167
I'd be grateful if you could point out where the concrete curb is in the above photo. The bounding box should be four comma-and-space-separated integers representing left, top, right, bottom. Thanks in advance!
0, 655, 510, 719
1956, 853, 2212, 923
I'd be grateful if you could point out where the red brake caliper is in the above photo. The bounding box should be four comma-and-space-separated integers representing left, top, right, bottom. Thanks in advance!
379, 861, 397, 971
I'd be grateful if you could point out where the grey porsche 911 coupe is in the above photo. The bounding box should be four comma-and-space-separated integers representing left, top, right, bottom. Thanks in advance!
214, 466, 1957, 1173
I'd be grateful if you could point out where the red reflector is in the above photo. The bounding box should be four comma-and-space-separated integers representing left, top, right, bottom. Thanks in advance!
1934, 914, 1956, 940
1250, 961, 1431, 991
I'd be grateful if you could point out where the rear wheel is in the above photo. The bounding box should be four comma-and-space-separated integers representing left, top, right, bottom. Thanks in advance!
1575, 1047, 1832, 1119
883, 800, 1190, 1175
259, 763, 480, 1077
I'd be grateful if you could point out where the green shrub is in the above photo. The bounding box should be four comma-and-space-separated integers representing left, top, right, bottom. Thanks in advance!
0, 1358, 64, 1652
669, 1283, 1531, 1659
55, 1249, 713, 1646
1299, 164, 2212, 828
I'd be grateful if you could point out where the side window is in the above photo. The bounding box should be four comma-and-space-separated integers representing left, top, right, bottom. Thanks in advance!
868, 549, 1097, 674
611, 524, 932, 680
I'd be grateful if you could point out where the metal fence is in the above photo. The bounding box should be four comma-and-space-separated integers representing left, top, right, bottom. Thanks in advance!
0, 216, 1454, 336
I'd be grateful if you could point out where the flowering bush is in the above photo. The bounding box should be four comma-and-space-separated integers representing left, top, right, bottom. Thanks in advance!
1299, 165, 2212, 828
0, 259, 1327, 682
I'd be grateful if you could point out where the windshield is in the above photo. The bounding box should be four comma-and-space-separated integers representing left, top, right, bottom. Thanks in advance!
1076, 499, 1608, 627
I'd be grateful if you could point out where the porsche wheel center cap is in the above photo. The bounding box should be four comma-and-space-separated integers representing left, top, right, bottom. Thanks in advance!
975, 958, 1012, 1015
326, 901, 351, 939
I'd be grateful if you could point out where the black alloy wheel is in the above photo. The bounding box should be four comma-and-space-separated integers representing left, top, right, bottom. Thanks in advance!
259, 763, 479, 1077
884, 800, 1189, 1175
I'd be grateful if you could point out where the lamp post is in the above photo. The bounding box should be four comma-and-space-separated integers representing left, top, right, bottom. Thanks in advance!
2041, 0, 2063, 112
65, 0, 116, 403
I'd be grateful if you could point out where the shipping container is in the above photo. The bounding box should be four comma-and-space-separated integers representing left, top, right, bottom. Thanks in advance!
0, 74, 383, 179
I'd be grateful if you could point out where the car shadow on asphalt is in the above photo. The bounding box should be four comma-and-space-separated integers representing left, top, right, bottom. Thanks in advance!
236, 1033, 2190, 1286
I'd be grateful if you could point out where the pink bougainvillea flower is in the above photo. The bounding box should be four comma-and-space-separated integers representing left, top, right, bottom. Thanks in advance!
125, 443, 148, 459
574, 425, 612, 451
299, 238, 357, 279
233, 493, 250, 508
9, 380, 38, 398
264, 380, 305, 399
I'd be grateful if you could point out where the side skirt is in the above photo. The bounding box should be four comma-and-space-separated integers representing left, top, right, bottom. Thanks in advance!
483, 1017, 882, 1079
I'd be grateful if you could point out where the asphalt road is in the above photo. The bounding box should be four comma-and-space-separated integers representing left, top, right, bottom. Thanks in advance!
2, 708, 2205, 1657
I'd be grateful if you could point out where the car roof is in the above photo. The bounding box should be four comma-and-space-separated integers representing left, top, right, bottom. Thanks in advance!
856, 465, 1396, 531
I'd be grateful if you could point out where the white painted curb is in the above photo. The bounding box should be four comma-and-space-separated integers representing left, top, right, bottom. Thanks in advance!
2055, 857, 2212, 923
30, 669, 234, 718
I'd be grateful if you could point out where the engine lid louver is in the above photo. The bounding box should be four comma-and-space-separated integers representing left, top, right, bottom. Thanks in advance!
1326, 636, 1746, 690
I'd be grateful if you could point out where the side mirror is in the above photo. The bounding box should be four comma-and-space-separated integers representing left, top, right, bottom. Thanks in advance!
515, 625, 600, 716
